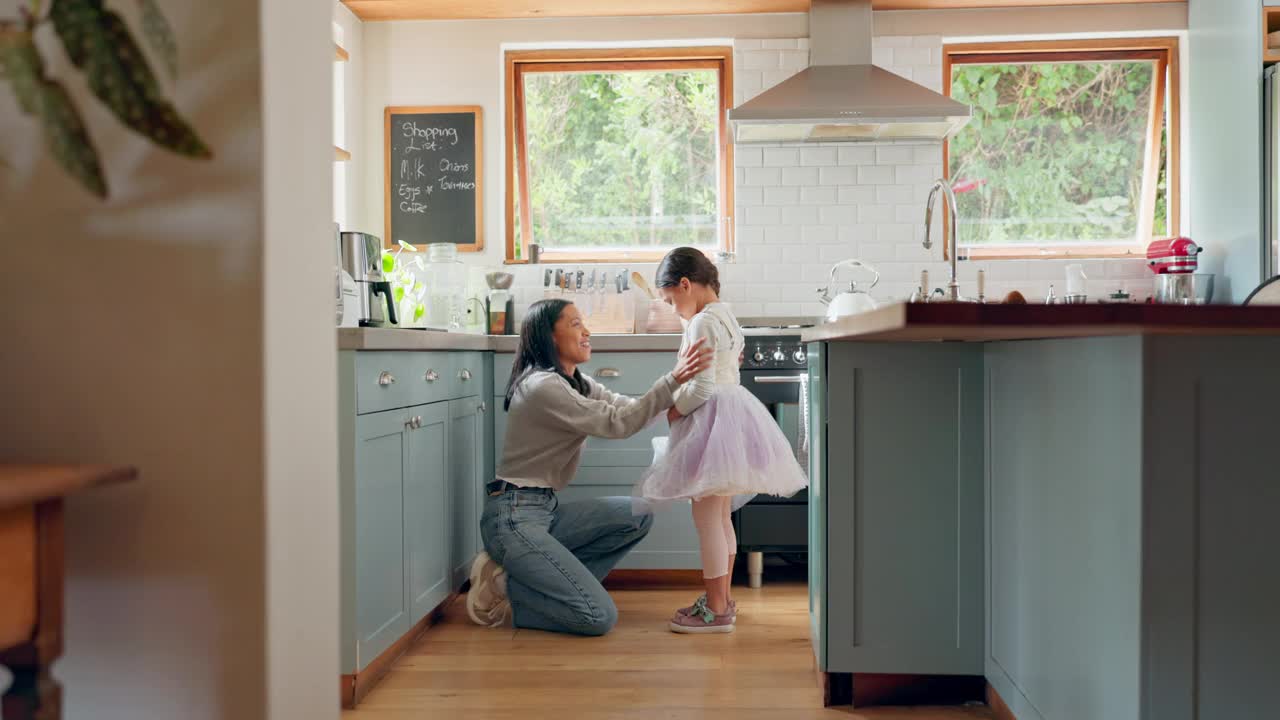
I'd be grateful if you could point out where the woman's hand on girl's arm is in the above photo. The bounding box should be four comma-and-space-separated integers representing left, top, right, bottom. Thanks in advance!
672, 337, 713, 385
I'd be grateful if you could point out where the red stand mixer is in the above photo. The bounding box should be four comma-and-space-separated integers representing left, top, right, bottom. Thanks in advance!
1146, 237, 1212, 303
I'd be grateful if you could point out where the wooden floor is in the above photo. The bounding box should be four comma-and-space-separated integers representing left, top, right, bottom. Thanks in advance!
343, 574, 994, 720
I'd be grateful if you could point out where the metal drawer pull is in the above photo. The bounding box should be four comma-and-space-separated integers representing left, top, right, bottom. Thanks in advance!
459, 369, 473, 381
595, 368, 622, 378
752, 376, 804, 384
424, 369, 439, 383
478, 402, 487, 414
377, 371, 396, 386
406, 415, 422, 430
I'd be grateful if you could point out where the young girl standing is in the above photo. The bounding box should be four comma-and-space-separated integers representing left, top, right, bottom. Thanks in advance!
635, 247, 808, 634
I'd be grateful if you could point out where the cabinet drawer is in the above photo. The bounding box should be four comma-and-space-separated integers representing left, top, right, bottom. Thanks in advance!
495, 351, 676, 398
355, 353, 419, 414
451, 352, 486, 399
401, 353, 458, 406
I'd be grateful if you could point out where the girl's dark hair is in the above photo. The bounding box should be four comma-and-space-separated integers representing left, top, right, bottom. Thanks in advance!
504, 299, 590, 410
655, 246, 720, 295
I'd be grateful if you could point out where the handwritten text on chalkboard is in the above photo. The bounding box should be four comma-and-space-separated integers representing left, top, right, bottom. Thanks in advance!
385, 107, 482, 249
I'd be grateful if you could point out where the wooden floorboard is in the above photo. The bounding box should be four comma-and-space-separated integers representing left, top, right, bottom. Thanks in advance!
343, 580, 994, 720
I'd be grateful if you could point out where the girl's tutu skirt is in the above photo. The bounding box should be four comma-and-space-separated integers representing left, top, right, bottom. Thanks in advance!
634, 385, 808, 512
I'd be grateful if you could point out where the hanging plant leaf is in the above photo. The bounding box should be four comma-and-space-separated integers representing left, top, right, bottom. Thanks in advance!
138, 0, 178, 80
51, 0, 210, 158
0, 30, 108, 198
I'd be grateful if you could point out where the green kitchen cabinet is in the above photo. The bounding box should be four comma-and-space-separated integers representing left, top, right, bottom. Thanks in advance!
811, 342, 985, 677
340, 350, 494, 680
352, 408, 412, 668
404, 402, 451, 625
449, 395, 488, 589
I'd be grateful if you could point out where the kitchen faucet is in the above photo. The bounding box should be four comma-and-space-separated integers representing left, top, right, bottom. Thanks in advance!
923, 178, 966, 302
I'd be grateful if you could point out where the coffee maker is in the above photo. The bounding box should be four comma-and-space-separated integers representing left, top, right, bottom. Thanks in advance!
339, 232, 398, 327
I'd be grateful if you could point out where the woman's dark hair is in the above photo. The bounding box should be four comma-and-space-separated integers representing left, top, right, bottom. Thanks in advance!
655, 246, 720, 295
504, 299, 591, 410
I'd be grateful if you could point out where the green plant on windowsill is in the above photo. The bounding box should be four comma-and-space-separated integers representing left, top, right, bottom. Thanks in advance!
0, 0, 210, 199
383, 240, 426, 326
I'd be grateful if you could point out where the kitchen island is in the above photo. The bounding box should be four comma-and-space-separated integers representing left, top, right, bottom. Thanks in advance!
803, 303, 1280, 720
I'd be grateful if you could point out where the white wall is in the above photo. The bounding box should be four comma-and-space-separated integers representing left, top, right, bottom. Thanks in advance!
0, 0, 338, 717
358, 4, 1187, 318
335, 3, 367, 230
1189, 0, 1263, 302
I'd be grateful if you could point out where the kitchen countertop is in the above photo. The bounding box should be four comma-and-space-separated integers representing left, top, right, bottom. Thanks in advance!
803, 302, 1280, 343
339, 325, 810, 352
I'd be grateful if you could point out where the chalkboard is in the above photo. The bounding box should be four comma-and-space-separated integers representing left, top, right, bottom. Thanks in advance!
384, 106, 483, 251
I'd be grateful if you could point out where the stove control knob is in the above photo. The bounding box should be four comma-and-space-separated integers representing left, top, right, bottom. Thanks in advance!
752, 349, 766, 364
772, 348, 787, 363
792, 349, 807, 364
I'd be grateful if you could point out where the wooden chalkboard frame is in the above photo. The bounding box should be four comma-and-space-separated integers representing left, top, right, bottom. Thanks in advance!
383, 105, 484, 252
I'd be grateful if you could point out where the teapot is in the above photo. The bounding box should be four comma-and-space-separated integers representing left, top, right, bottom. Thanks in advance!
817, 259, 880, 322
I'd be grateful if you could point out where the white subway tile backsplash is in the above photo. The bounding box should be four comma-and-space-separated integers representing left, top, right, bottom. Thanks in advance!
746, 206, 781, 225
765, 225, 795, 244
821, 244, 858, 262
762, 69, 799, 88
800, 147, 838, 167
839, 186, 876, 204
736, 146, 763, 168
855, 242, 896, 262
858, 166, 895, 185
741, 245, 782, 263
894, 47, 932, 66
735, 70, 763, 103
913, 35, 942, 48
838, 146, 876, 165
820, 166, 858, 186
895, 164, 935, 184
736, 225, 765, 246
764, 186, 800, 205
877, 146, 916, 165
801, 186, 838, 205
737, 186, 763, 206
762, 38, 798, 50
873, 47, 894, 67
838, 225, 876, 245
913, 146, 942, 165
803, 225, 838, 244
859, 205, 894, 224
778, 49, 809, 70
876, 36, 913, 48
876, 185, 914, 205
895, 204, 924, 223
781, 166, 820, 186
742, 49, 780, 70
878, 223, 914, 244
734, 39, 763, 51
744, 167, 781, 186
764, 148, 800, 167
820, 205, 859, 226
782, 205, 821, 225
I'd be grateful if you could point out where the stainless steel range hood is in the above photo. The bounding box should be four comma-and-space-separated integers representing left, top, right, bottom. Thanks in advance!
728, 0, 971, 144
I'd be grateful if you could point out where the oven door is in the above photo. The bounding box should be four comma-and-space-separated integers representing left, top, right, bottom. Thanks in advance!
736, 370, 809, 553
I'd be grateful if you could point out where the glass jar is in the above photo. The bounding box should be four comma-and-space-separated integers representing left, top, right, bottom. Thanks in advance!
422, 243, 466, 329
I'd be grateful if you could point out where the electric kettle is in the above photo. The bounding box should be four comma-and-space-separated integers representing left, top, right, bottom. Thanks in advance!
817, 259, 880, 322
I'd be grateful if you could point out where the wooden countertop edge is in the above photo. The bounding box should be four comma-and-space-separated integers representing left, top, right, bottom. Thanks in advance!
0, 464, 138, 510
802, 303, 1280, 343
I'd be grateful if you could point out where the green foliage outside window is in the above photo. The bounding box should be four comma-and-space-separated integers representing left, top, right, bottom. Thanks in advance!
516, 69, 720, 253
949, 60, 1167, 246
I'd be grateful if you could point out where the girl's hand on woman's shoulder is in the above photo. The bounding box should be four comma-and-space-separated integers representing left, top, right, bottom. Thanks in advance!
672, 337, 713, 384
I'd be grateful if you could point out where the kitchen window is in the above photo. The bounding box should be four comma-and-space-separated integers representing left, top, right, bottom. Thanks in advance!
504, 48, 734, 263
943, 38, 1181, 259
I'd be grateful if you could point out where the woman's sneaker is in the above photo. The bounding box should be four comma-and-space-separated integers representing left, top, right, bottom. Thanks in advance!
466, 551, 509, 627
669, 596, 735, 634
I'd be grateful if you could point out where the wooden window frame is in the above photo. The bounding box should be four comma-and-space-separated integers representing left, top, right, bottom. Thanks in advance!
942, 37, 1181, 261
504, 47, 735, 264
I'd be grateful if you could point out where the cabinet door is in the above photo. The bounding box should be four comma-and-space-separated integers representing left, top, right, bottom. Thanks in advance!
354, 409, 411, 668
824, 343, 984, 676
404, 403, 450, 624
449, 397, 486, 588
